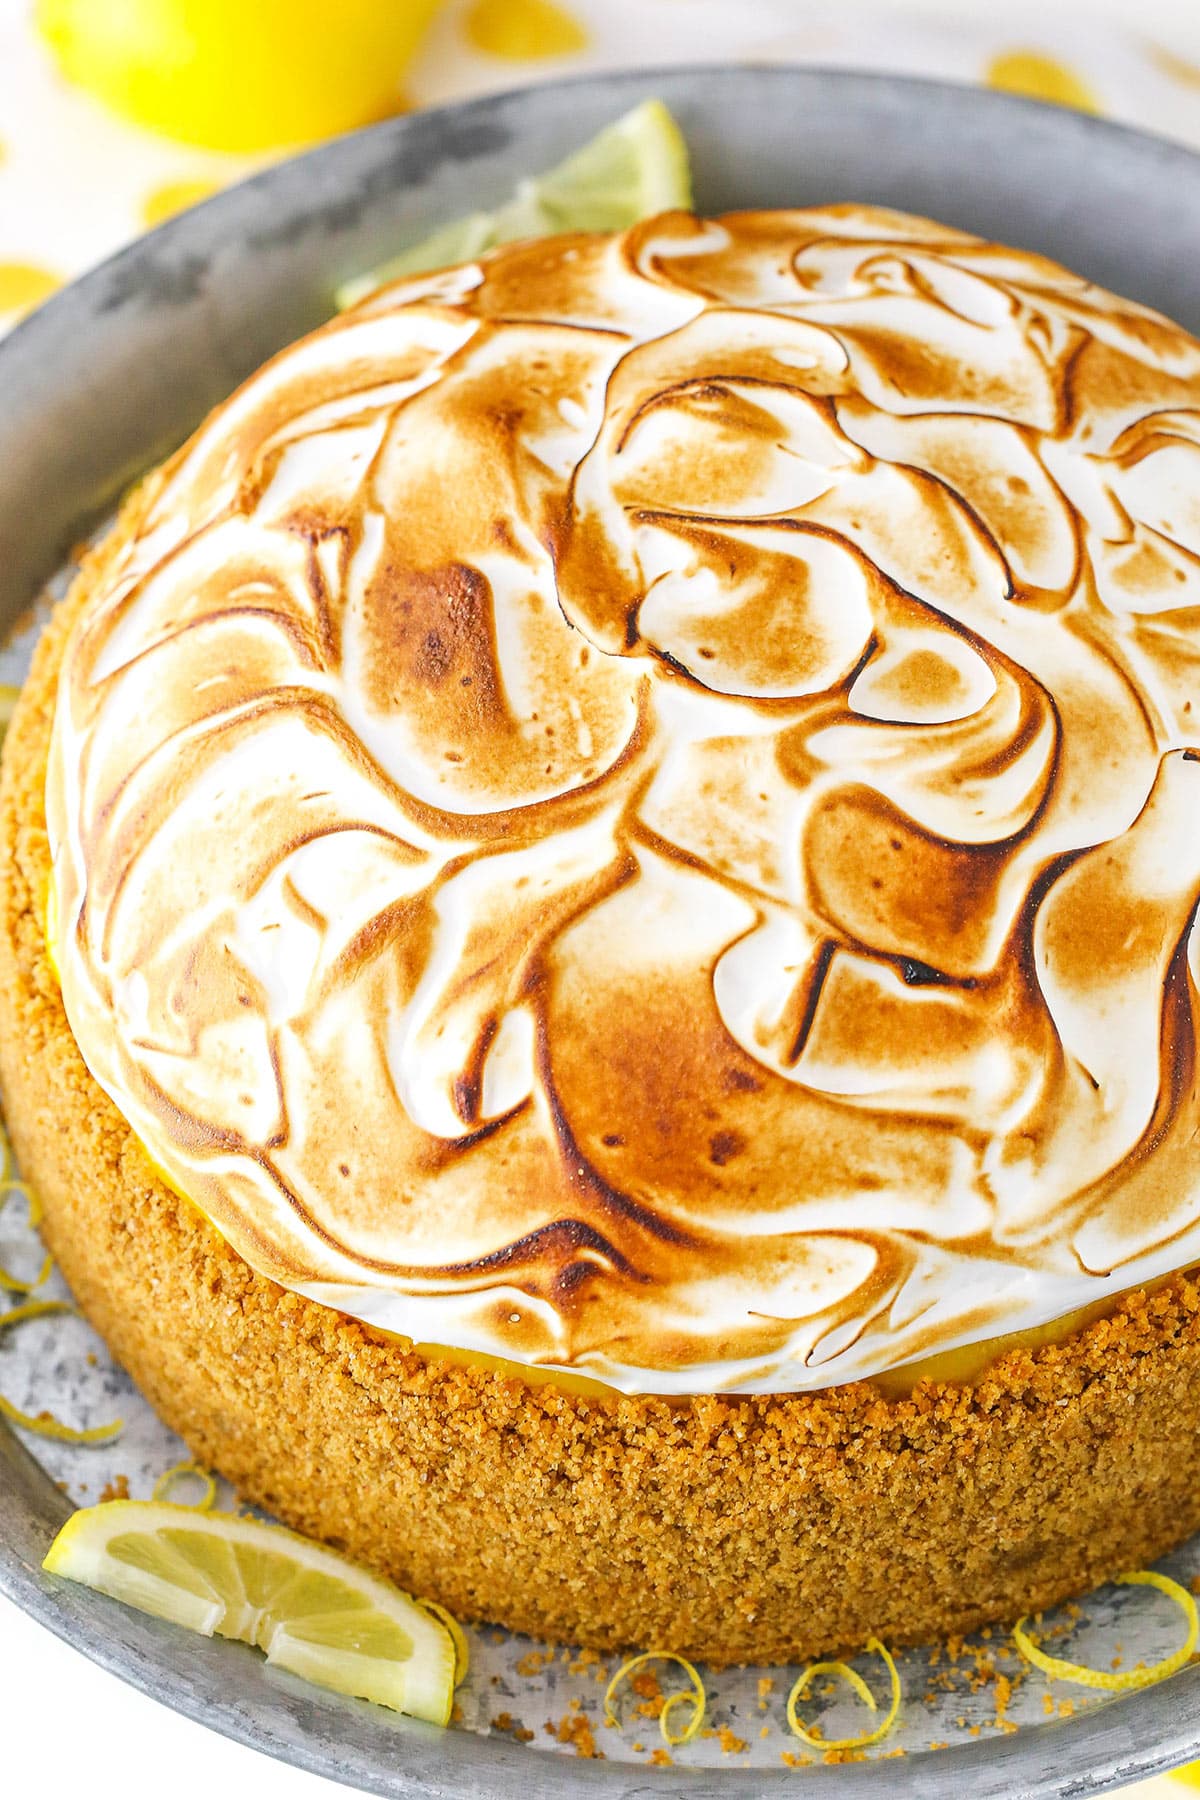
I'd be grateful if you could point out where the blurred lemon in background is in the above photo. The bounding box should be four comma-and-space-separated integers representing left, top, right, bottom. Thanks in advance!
985, 48, 1100, 113
36, 0, 442, 151
0, 261, 62, 313
465, 0, 588, 60
139, 175, 221, 226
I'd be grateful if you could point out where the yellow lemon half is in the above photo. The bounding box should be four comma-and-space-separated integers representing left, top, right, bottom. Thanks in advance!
37, 0, 442, 152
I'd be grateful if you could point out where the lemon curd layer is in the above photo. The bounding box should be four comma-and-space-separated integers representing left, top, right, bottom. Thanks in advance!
43, 206, 1200, 1397
416, 1285, 1190, 1402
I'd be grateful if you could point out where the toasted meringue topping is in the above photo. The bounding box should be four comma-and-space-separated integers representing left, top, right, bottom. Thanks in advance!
46, 206, 1200, 1393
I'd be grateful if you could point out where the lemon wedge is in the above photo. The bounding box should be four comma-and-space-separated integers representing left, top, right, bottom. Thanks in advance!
43, 1501, 457, 1725
336, 97, 692, 306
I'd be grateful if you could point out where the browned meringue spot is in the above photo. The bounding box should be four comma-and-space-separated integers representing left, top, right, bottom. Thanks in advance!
44, 204, 1200, 1393
804, 785, 1020, 979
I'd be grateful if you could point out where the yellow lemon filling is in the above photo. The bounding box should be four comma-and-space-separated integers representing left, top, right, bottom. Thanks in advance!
867, 1287, 1178, 1400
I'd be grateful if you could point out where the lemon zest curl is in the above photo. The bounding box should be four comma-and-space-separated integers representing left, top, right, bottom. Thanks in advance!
0, 1298, 73, 1335
0, 1298, 123, 1444
0, 1128, 49, 1288
1014, 1570, 1197, 1692
0, 1394, 123, 1445
0, 1252, 54, 1295
152, 1461, 217, 1510
0, 1175, 48, 1291
786, 1637, 901, 1750
605, 1650, 706, 1747
419, 1598, 470, 1687
1, 1176, 43, 1230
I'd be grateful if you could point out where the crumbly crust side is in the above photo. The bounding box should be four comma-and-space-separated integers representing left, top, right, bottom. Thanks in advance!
5, 518, 1200, 1662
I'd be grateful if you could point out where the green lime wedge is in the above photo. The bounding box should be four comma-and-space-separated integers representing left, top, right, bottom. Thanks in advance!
335, 98, 692, 308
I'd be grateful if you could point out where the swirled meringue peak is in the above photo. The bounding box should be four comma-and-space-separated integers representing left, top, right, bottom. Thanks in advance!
46, 206, 1200, 1393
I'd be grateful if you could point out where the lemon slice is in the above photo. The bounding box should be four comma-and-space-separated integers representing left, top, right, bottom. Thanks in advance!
43, 1501, 457, 1725
336, 97, 691, 305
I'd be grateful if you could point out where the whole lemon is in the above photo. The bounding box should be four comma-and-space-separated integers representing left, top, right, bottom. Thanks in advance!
37, 0, 442, 152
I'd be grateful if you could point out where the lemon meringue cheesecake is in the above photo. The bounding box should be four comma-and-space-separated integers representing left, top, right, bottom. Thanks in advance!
5, 205, 1200, 1661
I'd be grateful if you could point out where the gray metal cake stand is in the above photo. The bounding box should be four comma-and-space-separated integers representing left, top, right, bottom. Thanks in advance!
2, 63, 1200, 1799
